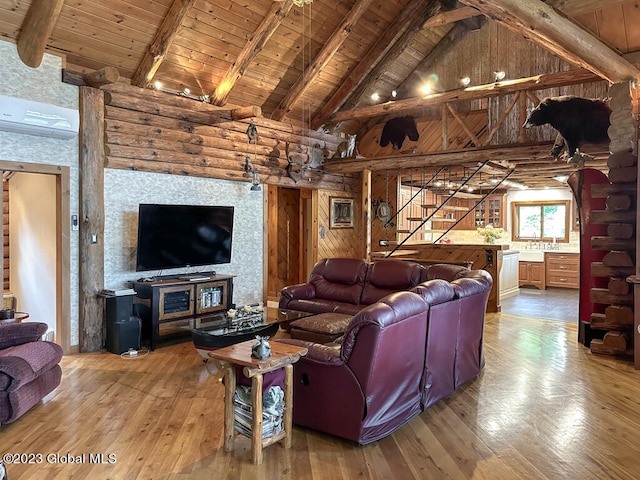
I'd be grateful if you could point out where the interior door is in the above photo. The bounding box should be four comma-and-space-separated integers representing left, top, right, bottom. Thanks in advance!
277, 187, 301, 292
267, 186, 312, 304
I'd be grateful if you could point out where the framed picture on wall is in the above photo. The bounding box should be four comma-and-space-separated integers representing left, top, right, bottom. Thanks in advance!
329, 197, 354, 229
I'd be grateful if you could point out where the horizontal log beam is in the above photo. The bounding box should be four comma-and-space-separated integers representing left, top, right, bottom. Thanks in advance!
591, 262, 635, 278
323, 143, 555, 173
17, 0, 65, 68
330, 69, 600, 122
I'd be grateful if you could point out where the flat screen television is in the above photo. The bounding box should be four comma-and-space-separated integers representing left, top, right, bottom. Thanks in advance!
135, 203, 234, 272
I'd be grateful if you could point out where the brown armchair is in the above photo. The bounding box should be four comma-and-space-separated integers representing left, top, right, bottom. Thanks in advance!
0, 322, 63, 424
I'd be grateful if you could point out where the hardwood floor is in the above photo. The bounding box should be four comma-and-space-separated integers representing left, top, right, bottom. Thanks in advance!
2, 312, 640, 480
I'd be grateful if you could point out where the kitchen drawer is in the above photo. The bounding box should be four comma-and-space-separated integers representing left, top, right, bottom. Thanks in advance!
546, 259, 579, 273
545, 252, 579, 289
545, 252, 579, 263
546, 273, 579, 289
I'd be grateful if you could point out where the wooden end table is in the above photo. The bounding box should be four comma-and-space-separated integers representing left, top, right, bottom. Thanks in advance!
0, 312, 29, 325
209, 340, 308, 465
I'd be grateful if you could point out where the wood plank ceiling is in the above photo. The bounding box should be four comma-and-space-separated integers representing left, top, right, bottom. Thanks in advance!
1, 0, 640, 188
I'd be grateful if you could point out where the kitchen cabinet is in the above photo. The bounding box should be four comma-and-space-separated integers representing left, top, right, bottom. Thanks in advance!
519, 261, 546, 290
545, 252, 579, 289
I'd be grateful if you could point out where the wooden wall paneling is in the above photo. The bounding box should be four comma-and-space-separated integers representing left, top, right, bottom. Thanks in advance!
622, 2, 640, 52
593, 5, 629, 53
317, 189, 364, 261
371, 171, 398, 255
79, 86, 105, 353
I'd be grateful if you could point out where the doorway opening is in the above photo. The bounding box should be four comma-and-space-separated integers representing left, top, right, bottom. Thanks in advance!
0, 160, 71, 352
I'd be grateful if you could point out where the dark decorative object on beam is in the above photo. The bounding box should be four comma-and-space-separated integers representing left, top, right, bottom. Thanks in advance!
380, 116, 419, 149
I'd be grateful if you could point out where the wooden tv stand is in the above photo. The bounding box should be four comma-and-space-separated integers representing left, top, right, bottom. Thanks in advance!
132, 274, 235, 350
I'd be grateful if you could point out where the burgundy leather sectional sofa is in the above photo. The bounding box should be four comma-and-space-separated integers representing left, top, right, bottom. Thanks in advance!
278, 258, 492, 444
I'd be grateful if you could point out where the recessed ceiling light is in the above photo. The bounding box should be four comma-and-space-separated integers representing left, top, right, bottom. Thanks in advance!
371, 92, 380, 101
461, 76, 471, 86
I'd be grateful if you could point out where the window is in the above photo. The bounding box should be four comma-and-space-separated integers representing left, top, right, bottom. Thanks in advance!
511, 200, 570, 242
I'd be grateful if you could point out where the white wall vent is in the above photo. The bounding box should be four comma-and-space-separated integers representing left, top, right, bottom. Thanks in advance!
0, 94, 79, 139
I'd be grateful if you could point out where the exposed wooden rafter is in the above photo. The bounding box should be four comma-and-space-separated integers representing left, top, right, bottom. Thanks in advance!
422, 5, 481, 28
210, 0, 295, 107
331, 69, 600, 122
311, 0, 439, 130
460, 0, 640, 84
16, 0, 65, 68
270, 0, 377, 121
131, 0, 197, 88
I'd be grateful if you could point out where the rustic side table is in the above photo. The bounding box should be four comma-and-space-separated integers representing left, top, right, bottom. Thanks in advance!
209, 340, 308, 465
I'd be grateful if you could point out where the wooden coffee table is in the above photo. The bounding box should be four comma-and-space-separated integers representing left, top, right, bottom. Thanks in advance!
209, 340, 308, 465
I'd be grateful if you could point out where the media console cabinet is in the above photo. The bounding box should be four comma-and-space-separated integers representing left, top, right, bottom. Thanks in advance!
132, 274, 235, 349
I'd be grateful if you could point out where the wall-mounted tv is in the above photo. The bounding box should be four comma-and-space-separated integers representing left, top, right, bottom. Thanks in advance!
135, 204, 234, 272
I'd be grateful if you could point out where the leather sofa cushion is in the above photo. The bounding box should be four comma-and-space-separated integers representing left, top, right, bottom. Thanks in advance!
421, 263, 470, 282
452, 271, 493, 298
360, 260, 424, 305
290, 313, 352, 334
309, 258, 367, 305
411, 279, 456, 305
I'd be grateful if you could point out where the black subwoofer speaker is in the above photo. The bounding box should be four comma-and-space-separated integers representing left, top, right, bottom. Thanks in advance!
106, 317, 141, 355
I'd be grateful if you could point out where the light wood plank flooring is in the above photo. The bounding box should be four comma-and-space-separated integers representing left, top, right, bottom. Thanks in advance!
2, 312, 640, 480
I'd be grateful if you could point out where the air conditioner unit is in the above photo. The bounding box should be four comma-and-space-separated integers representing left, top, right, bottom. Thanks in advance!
0, 94, 79, 139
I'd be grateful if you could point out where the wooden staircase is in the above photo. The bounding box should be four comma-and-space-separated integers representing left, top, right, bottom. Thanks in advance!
383, 161, 514, 256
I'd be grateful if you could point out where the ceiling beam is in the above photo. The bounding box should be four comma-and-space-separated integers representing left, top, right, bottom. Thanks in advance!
423, 5, 481, 28
210, 0, 295, 106
330, 69, 600, 122
459, 0, 640, 84
322, 143, 557, 173
311, 0, 438, 130
16, 0, 65, 68
270, 0, 377, 121
131, 0, 197, 88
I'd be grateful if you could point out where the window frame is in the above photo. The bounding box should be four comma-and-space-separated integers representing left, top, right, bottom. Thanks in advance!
511, 200, 571, 243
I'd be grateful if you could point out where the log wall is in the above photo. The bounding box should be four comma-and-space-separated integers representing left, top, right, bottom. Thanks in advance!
100, 82, 360, 193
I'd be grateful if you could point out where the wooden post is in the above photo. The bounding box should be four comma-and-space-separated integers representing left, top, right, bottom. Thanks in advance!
79, 87, 105, 352
362, 169, 372, 261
